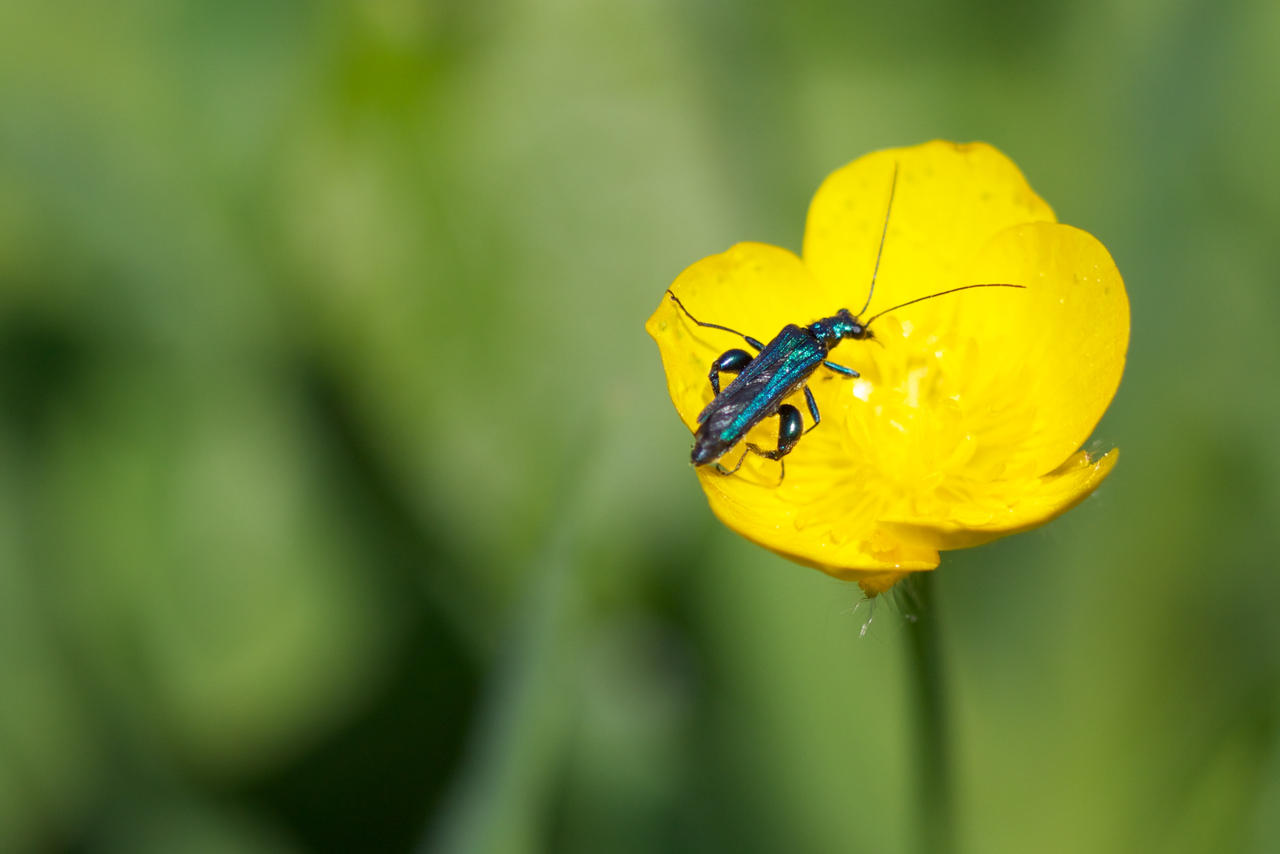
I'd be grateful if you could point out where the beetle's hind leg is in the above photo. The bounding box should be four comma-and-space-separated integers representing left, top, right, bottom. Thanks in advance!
714, 404, 804, 484
698, 348, 756, 425
708, 348, 753, 395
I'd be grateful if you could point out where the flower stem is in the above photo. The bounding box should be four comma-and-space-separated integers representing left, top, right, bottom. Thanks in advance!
906, 572, 954, 854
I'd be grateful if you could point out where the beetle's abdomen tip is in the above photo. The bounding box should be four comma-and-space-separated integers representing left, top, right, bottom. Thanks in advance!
691, 444, 718, 466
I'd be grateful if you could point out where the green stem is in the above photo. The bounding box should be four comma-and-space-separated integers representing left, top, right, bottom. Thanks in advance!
906, 572, 954, 854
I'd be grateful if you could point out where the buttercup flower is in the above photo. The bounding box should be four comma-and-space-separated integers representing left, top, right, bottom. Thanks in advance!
646, 141, 1129, 595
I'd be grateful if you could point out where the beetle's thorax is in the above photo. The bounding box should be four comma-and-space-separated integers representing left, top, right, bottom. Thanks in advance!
808, 308, 869, 349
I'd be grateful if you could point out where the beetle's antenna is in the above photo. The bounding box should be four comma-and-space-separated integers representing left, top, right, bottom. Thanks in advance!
863, 283, 1025, 328
666, 289, 754, 342
856, 162, 899, 317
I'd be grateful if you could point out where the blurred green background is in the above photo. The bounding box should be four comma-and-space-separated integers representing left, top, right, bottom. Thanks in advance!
3, 1, 1279, 852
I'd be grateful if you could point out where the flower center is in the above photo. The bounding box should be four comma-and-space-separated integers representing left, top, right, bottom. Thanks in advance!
766, 315, 1038, 540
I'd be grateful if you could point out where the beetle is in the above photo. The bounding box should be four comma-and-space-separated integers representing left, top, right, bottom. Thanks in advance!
666, 166, 1024, 481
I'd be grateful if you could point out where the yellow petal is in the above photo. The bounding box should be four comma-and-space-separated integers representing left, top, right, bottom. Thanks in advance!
803, 141, 1056, 330
880, 448, 1118, 550
958, 223, 1130, 478
697, 463, 943, 575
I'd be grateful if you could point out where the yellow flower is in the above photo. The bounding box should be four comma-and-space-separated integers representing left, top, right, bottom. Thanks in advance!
645, 141, 1129, 596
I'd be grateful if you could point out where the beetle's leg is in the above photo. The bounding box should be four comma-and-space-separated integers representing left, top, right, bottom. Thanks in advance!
716, 404, 804, 484
698, 348, 754, 425
750, 404, 805, 484
802, 386, 821, 434
708, 348, 753, 395
696, 348, 752, 425
751, 404, 803, 458
822, 360, 860, 378
714, 443, 777, 478
714, 447, 751, 476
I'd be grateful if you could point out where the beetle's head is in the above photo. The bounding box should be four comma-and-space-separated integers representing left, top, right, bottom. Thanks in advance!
835, 308, 871, 341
